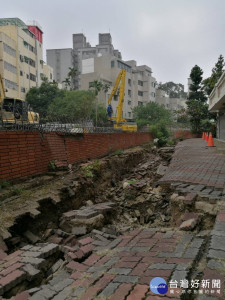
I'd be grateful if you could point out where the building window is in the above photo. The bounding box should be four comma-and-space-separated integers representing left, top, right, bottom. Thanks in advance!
152, 82, 155, 87
111, 61, 115, 68
89, 82, 93, 88
4, 61, 17, 74
5, 79, 17, 90
114, 95, 118, 101
138, 80, 143, 86
50, 73, 53, 80
3, 43, 16, 57
138, 101, 143, 106
117, 61, 131, 73
128, 112, 131, 117
128, 89, 131, 97
30, 73, 36, 82
151, 92, 155, 97
128, 100, 132, 105
128, 78, 131, 86
138, 91, 143, 96
27, 74, 29, 79
20, 71, 23, 76
21, 87, 25, 93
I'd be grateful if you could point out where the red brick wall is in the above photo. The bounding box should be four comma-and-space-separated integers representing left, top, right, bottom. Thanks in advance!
173, 130, 199, 139
0, 131, 153, 180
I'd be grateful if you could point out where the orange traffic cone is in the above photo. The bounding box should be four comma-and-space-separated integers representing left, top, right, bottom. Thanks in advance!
202, 132, 205, 139
207, 132, 214, 147
205, 132, 209, 142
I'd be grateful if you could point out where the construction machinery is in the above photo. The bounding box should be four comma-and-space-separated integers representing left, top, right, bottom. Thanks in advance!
0, 74, 39, 125
107, 69, 137, 132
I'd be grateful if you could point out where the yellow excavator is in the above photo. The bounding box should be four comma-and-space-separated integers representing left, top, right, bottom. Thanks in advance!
0, 74, 39, 125
107, 69, 137, 132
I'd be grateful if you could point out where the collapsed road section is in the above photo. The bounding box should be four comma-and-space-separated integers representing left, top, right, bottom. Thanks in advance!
0, 140, 225, 299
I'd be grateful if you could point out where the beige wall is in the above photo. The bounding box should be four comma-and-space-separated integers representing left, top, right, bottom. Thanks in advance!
43, 64, 53, 82
0, 25, 37, 99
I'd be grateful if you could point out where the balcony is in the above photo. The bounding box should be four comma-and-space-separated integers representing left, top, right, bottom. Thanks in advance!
209, 71, 225, 112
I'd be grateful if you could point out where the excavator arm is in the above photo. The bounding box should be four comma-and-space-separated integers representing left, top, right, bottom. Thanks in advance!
107, 69, 126, 123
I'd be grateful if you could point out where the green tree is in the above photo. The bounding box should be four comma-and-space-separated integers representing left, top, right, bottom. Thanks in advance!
49, 90, 96, 120
203, 55, 225, 96
158, 81, 187, 98
186, 100, 209, 133
26, 79, 64, 116
186, 65, 209, 133
188, 65, 207, 103
62, 77, 71, 90
102, 83, 111, 94
89, 80, 103, 96
133, 102, 172, 128
68, 67, 77, 90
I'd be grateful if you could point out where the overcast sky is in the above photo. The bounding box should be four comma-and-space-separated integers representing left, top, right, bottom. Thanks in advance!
2, 0, 225, 90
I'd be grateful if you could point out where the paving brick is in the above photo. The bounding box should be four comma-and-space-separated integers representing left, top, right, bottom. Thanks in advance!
207, 259, 224, 270
114, 261, 138, 269
15, 291, 30, 300
113, 275, 139, 284
39, 243, 59, 258
144, 269, 172, 277
108, 268, 132, 275
148, 263, 175, 270
22, 264, 40, 281
104, 257, 120, 267
126, 284, 149, 300
78, 237, 94, 246
109, 283, 133, 300
78, 286, 101, 300
183, 247, 199, 259
207, 249, 225, 259
83, 253, 100, 266
121, 256, 141, 262
171, 270, 188, 284
99, 282, 120, 299
141, 257, 166, 264
4, 250, 22, 262
80, 243, 94, 255
66, 261, 88, 272
50, 278, 73, 292
0, 269, 26, 293
36, 287, 57, 299
20, 257, 44, 267
0, 262, 24, 277
130, 263, 148, 276
95, 255, 111, 266
210, 235, 225, 251
88, 266, 108, 273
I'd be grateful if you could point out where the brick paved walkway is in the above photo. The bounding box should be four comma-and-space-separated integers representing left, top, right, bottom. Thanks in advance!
1, 227, 224, 299
159, 139, 225, 189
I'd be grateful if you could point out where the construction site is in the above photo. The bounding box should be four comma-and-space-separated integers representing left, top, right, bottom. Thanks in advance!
0, 128, 224, 300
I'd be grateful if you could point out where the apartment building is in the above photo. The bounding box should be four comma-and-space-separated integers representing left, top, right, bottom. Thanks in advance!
81, 55, 156, 120
0, 18, 52, 100
155, 89, 187, 113
47, 32, 156, 119
46, 48, 73, 88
